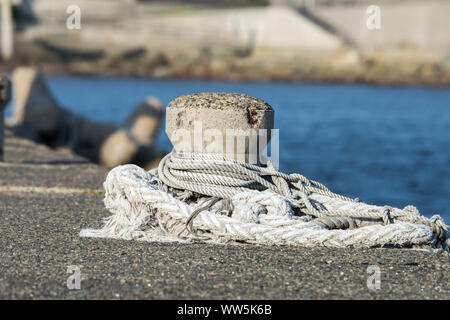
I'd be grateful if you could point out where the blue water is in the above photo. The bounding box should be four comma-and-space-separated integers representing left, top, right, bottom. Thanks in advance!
6, 76, 450, 220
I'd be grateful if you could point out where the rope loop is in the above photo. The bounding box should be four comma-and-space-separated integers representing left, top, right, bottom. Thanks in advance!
153, 152, 448, 248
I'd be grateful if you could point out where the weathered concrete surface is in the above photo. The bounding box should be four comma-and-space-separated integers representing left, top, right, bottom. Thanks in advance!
166, 92, 274, 161
0, 130, 449, 299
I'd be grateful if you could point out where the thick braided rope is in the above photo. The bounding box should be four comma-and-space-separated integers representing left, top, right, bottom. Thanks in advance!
157, 152, 448, 246
80, 154, 449, 250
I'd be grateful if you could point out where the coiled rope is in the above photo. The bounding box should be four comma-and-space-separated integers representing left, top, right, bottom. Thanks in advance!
80, 152, 449, 250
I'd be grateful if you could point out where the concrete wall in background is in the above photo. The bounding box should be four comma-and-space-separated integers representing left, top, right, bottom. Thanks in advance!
314, 0, 450, 53
16, 1, 342, 51
13, 0, 450, 57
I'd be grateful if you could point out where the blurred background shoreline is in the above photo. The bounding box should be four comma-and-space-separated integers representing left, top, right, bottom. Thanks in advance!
2, 0, 450, 86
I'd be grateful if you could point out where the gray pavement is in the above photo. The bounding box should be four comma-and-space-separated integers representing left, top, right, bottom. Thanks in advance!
0, 129, 449, 299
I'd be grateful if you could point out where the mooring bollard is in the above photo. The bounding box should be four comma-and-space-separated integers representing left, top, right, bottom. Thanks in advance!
0, 74, 11, 161
165, 92, 274, 164
82, 92, 450, 250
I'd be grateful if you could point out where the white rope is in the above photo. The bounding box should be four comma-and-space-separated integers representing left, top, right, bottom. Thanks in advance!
80, 152, 449, 250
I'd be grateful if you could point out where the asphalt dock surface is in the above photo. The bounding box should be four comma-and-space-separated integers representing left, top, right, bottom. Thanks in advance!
0, 130, 449, 299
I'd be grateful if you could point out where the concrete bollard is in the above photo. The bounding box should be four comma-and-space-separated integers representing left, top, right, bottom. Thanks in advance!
165, 92, 274, 164
0, 74, 11, 161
